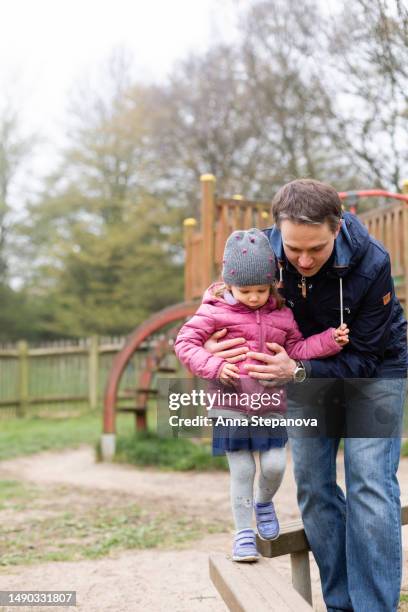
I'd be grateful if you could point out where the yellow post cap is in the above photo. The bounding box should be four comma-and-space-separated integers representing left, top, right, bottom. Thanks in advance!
402, 179, 408, 194
183, 218, 197, 227
200, 174, 216, 182
232, 194, 243, 200
261, 211, 269, 219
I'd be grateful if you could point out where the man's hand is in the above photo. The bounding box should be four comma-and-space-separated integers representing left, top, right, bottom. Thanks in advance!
219, 362, 240, 386
243, 343, 296, 384
204, 328, 249, 363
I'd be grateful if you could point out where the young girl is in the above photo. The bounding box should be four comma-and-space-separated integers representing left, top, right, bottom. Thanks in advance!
174, 228, 348, 562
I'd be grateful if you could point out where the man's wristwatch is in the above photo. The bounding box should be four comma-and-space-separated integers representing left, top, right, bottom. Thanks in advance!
293, 360, 307, 383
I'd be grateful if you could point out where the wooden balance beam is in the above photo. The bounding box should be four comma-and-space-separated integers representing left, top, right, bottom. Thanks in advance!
210, 504, 408, 611
209, 552, 312, 612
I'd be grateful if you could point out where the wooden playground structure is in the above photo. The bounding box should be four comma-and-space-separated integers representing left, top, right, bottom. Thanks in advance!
100, 175, 408, 609
184, 175, 408, 307
102, 173, 408, 454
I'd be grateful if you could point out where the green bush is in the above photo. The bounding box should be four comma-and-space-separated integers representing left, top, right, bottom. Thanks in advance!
106, 431, 228, 471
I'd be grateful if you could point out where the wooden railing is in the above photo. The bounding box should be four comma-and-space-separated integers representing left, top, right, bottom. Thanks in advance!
184, 176, 408, 311
183, 176, 272, 301
359, 201, 408, 308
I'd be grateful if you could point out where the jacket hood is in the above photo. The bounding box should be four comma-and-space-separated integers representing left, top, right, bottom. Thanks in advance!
264, 212, 370, 277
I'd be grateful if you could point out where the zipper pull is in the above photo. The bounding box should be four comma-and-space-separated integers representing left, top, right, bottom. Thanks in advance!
277, 263, 284, 289
298, 276, 307, 298
256, 310, 260, 324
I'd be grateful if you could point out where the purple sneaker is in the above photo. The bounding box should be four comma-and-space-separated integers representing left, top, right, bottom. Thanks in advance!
254, 501, 280, 541
232, 528, 260, 562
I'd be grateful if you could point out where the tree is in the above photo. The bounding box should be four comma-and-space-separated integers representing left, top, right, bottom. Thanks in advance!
236, 0, 362, 192
139, 44, 259, 214
0, 104, 33, 282
19, 57, 183, 337
325, 0, 408, 189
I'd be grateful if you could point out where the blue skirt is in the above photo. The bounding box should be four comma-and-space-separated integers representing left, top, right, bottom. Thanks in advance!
212, 420, 288, 456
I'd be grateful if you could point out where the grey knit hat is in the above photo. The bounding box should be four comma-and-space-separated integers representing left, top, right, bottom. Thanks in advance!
222, 228, 276, 286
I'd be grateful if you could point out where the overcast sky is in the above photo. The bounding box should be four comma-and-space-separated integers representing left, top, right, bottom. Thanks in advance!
1, 0, 238, 203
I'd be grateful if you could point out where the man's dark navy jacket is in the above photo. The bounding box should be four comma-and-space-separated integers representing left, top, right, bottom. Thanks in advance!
264, 212, 407, 378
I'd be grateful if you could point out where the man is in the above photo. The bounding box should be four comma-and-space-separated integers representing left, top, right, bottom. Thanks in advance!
204, 179, 407, 611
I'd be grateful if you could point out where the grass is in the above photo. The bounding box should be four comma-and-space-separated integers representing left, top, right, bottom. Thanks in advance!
0, 412, 229, 570
0, 409, 227, 471
0, 411, 103, 460
105, 430, 228, 471
400, 593, 408, 610
0, 480, 228, 569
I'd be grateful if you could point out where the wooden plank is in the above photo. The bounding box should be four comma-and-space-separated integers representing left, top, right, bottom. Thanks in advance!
404, 207, 408, 310
401, 502, 408, 525
0, 350, 18, 357
214, 202, 231, 269
116, 406, 147, 413
0, 342, 145, 358
201, 174, 216, 287
257, 520, 310, 558
183, 218, 197, 301
29, 395, 87, 404
217, 197, 271, 208
290, 551, 312, 605
0, 398, 19, 407
0, 395, 89, 408
17, 340, 29, 417
259, 505, 408, 559
27, 346, 88, 357
209, 554, 312, 611
88, 335, 99, 410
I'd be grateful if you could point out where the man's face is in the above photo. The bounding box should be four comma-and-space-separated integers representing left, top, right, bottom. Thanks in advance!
280, 219, 341, 277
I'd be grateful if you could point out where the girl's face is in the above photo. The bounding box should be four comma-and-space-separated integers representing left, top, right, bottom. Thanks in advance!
230, 285, 270, 309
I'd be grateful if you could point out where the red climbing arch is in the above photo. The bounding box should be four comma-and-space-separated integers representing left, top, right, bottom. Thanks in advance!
103, 301, 198, 437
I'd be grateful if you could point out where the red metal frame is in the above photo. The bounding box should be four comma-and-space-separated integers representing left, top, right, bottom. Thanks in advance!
133, 328, 181, 431
103, 301, 199, 434
339, 190, 408, 214
339, 190, 408, 203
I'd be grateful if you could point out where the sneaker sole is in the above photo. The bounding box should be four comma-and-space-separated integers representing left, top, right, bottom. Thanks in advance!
232, 554, 260, 562
257, 530, 280, 542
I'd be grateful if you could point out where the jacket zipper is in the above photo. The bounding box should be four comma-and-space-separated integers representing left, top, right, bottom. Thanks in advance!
256, 309, 264, 352
300, 276, 307, 298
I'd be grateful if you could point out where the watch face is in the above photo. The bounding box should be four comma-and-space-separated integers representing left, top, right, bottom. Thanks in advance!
294, 367, 306, 383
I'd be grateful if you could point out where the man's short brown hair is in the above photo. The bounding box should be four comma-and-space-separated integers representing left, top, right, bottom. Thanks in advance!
271, 179, 342, 232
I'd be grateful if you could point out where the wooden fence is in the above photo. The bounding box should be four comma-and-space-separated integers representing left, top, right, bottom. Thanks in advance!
0, 335, 154, 418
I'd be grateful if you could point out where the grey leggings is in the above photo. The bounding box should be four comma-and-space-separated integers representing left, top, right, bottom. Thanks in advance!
226, 447, 286, 531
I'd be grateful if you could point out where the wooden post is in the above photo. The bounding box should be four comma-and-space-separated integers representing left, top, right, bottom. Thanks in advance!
183, 218, 197, 301
200, 174, 216, 289
260, 209, 270, 228
403, 206, 408, 313
88, 335, 99, 410
290, 551, 313, 606
17, 340, 29, 417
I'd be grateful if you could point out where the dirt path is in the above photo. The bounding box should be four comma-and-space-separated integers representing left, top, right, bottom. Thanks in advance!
1, 446, 408, 611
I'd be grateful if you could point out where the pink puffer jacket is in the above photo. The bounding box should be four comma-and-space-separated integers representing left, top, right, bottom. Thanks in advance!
175, 283, 341, 415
